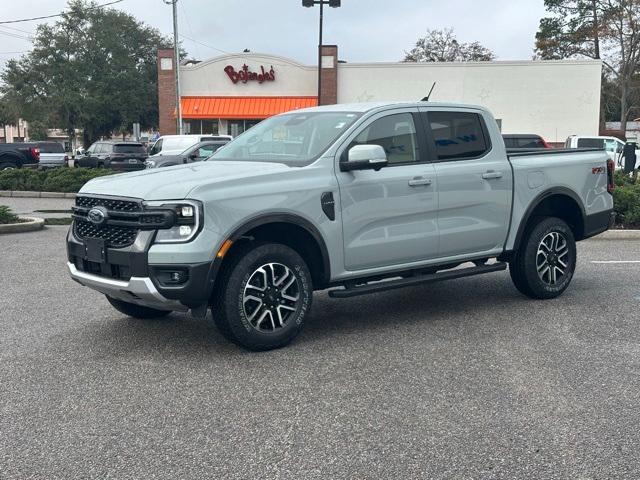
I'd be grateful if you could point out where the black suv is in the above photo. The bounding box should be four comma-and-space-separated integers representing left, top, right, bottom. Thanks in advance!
76, 141, 147, 171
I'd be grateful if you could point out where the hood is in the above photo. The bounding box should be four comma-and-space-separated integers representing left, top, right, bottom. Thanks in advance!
79, 161, 293, 200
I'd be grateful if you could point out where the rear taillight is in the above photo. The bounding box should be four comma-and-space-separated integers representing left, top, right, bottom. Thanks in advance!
29, 147, 40, 160
607, 159, 615, 194
541, 138, 552, 148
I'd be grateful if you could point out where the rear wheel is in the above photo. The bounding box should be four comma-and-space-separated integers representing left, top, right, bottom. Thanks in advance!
509, 217, 576, 299
0, 162, 17, 170
106, 296, 172, 319
212, 242, 313, 351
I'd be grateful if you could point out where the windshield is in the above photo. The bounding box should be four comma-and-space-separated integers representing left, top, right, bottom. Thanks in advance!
210, 111, 361, 166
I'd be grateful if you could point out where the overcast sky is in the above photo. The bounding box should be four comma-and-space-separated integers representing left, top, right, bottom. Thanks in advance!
0, 0, 547, 66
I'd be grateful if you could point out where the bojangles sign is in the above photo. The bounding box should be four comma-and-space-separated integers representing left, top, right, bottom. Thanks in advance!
224, 64, 276, 84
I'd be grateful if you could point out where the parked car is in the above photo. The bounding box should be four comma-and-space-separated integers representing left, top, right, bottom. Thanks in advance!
145, 140, 231, 168
565, 135, 640, 169
67, 101, 614, 351
76, 141, 147, 171
36, 141, 68, 169
148, 134, 233, 157
0, 142, 40, 170
502, 134, 551, 149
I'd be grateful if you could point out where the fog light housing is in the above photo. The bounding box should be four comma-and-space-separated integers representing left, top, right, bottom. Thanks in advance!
154, 268, 189, 286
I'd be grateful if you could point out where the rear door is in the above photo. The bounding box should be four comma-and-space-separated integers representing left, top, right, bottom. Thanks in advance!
336, 108, 439, 271
419, 108, 512, 258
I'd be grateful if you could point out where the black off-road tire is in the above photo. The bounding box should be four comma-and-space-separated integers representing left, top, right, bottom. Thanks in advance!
212, 242, 313, 351
509, 217, 577, 299
106, 295, 172, 319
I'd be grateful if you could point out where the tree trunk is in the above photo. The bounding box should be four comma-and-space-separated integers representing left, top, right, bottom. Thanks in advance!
620, 80, 628, 134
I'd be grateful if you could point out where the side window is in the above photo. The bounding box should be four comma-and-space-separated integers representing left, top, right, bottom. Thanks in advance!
349, 113, 419, 165
428, 111, 489, 160
150, 139, 162, 155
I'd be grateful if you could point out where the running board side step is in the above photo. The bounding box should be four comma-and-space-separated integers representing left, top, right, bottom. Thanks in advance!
328, 262, 507, 298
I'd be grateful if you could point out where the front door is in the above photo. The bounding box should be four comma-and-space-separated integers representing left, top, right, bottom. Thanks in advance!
420, 108, 512, 258
337, 110, 439, 271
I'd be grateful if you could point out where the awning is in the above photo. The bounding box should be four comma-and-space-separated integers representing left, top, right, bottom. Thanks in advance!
180, 96, 318, 120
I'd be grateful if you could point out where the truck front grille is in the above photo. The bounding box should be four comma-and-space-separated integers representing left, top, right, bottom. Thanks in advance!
75, 195, 141, 212
73, 195, 143, 248
74, 219, 138, 248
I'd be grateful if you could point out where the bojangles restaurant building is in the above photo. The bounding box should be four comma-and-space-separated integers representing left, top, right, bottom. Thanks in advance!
157, 46, 602, 143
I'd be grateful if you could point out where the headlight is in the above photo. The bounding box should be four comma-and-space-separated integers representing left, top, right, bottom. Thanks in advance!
145, 160, 156, 168
144, 200, 203, 243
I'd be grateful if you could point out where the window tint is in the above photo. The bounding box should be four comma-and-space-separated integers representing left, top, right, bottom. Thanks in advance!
113, 144, 145, 154
350, 113, 419, 164
577, 138, 604, 149
37, 142, 64, 153
429, 112, 489, 160
516, 137, 545, 148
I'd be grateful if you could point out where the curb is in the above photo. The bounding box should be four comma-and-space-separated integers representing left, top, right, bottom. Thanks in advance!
591, 229, 640, 240
0, 191, 76, 199
0, 217, 45, 234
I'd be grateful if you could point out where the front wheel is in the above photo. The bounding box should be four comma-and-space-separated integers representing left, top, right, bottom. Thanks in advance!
106, 296, 172, 319
212, 242, 313, 351
509, 217, 577, 299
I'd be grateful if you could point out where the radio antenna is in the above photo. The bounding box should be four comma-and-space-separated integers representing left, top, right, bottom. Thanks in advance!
421, 82, 436, 101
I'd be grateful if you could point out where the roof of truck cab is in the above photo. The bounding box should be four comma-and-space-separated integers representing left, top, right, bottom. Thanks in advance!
292, 101, 489, 114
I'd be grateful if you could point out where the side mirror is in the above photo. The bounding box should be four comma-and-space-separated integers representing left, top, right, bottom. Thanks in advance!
340, 144, 388, 172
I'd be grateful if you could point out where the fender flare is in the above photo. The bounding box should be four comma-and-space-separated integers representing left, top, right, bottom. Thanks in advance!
225, 212, 331, 285
512, 187, 586, 251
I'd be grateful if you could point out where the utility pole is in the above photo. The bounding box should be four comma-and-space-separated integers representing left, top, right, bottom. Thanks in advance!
164, 0, 182, 134
302, 0, 341, 105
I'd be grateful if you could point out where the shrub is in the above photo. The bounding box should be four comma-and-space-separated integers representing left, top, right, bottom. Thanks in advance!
0, 167, 116, 193
0, 205, 20, 225
612, 180, 640, 228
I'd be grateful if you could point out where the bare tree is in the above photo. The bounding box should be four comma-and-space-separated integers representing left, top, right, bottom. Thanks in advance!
404, 28, 496, 63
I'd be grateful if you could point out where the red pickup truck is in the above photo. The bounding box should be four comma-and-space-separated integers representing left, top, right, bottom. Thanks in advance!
0, 142, 41, 170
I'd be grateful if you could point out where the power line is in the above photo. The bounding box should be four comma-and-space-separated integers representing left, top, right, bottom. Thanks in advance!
0, 0, 125, 25
0, 29, 33, 41
179, 33, 230, 55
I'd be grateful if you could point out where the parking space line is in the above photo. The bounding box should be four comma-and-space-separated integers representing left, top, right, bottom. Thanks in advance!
591, 261, 640, 264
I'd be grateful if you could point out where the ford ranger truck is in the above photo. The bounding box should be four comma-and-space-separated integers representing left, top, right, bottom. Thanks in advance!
67, 102, 615, 351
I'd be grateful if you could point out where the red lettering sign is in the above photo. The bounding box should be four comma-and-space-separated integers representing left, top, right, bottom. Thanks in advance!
224, 64, 275, 84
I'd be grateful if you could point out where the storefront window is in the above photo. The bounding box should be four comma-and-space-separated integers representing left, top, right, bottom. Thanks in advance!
229, 119, 262, 137
183, 119, 220, 135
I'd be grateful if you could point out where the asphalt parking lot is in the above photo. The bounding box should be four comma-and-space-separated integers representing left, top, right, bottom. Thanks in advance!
1, 225, 639, 479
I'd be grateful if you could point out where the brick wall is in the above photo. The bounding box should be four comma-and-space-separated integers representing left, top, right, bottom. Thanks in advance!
319, 45, 338, 106
157, 49, 177, 135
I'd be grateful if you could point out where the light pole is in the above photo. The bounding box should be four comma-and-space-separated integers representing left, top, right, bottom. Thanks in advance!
302, 0, 341, 105
164, 0, 182, 134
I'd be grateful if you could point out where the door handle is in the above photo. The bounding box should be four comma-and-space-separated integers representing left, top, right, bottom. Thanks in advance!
482, 170, 503, 180
408, 176, 433, 187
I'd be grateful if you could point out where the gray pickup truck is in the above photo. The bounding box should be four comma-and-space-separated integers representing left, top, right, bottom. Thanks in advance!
67, 102, 615, 350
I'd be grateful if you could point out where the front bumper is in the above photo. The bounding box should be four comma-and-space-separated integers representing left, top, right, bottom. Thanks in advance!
66, 226, 217, 311
67, 261, 189, 312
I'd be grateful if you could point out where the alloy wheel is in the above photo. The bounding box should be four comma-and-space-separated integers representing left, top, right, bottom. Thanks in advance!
242, 262, 301, 332
536, 231, 569, 286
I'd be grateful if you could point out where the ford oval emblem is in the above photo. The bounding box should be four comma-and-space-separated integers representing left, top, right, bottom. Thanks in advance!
87, 206, 107, 226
